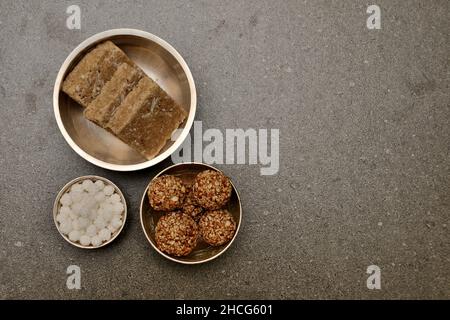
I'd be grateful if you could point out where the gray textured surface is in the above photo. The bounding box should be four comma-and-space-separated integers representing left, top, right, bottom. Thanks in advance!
0, 0, 449, 299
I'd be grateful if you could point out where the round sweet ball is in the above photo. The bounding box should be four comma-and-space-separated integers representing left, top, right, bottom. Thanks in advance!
193, 170, 232, 210
199, 209, 236, 246
181, 187, 203, 220
155, 212, 199, 256
148, 175, 187, 211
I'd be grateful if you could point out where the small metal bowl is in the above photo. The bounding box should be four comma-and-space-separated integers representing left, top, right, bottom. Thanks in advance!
140, 163, 242, 264
53, 29, 196, 171
53, 175, 127, 249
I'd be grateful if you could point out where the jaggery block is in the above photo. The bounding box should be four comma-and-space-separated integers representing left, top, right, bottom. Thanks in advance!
84, 63, 143, 127
62, 41, 133, 108
107, 77, 187, 160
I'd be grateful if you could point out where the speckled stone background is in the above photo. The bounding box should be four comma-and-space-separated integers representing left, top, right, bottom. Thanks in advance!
0, 0, 449, 299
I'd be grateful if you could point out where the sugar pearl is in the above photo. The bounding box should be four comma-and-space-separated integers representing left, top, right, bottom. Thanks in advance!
110, 194, 121, 203
80, 235, 91, 246
94, 180, 105, 190
107, 224, 118, 233
78, 206, 90, 218
70, 190, 83, 202
72, 220, 82, 231
91, 235, 102, 247
60, 193, 72, 206
72, 210, 81, 219
78, 217, 89, 229
82, 179, 94, 191
56, 212, 68, 223
84, 197, 97, 210
94, 192, 106, 203
102, 210, 113, 222
71, 202, 82, 215
68, 230, 81, 242
103, 185, 114, 196
59, 221, 73, 235
112, 202, 124, 214
59, 206, 71, 216
99, 228, 111, 241
100, 203, 113, 214
70, 183, 83, 193
111, 217, 122, 229
94, 217, 106, 229
86, 184, 97, 194
89, 210, 97, 221
86, 224, 97, 237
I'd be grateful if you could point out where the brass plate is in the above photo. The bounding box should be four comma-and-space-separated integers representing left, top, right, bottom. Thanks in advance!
53, 29, 196, 171
140, 163, 242, 264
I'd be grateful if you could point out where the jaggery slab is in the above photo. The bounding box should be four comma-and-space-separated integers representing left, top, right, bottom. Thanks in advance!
107, 77, 187, 160
84, 63, 143, 127
62, 41, 134, 108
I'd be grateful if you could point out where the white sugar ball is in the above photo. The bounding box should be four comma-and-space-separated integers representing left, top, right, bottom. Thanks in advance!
110, 193, 121, 203
78, 192, 89, 203
103, 185, 114, 196
78, 217, 89, 229
80, 235, 91, 246
94, 192, 105, 203
81, 179, 94, 191
105, 196, 114, 204
59, 221, 73, 235
78, 206, 90, 218
71, 202, 82, 215
70, 210, 80, 220
91, 235, 102, 247
88, 209, 98, 221
71, 183, 83, 193
72, 219, 82, 231
59, 206, 71, 216
56, 212, 68, 223
59, 207, 71, 217
101, 210, 113, 222
94, 180, 105, 190
107, 224, 118, 233
113, 213, 123, 222
111, 217, 122, 229
102, 202, 113, 212
68, 230, 81, 242
99, 205, 111, 217
86, 184, 97, 194
86, 224, 97, 237
60, 216, 70, 225
60, 193, 72, 206
99, 228, 111, 241
84, 197, 98, 211
70, 190, 83, 203
94, 217, 106, 230
112, 202, 124, 214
